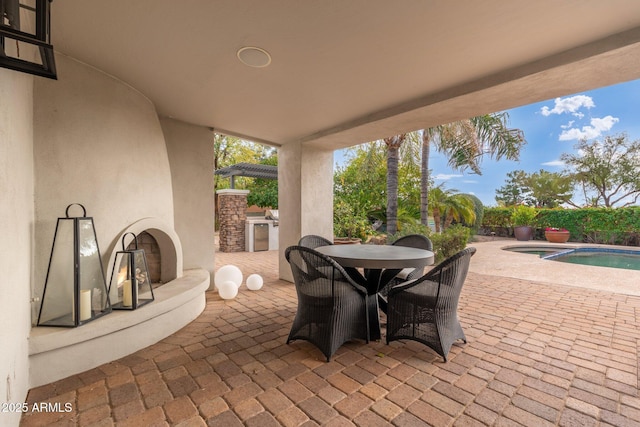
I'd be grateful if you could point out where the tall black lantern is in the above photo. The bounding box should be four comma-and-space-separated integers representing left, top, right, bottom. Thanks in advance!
108, 233, 155, 310
37, 204, 111, 327
0, 0, 57, 79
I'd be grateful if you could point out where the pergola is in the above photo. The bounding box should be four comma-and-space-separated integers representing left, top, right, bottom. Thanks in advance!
215, 163, 278, 189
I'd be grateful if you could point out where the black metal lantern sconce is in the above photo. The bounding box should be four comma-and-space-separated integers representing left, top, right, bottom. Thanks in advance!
108, 232, 155, 310
37, 204, 111, 327
0, 0, 57, 79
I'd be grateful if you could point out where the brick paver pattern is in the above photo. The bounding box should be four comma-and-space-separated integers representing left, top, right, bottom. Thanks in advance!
21, 249, 640, 426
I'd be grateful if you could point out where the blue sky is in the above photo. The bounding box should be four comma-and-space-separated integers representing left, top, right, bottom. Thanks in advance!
335, 78, 640, 207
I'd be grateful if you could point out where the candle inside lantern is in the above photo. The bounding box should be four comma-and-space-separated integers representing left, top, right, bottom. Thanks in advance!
80, 289, 92, 321
122, 280, 133, 307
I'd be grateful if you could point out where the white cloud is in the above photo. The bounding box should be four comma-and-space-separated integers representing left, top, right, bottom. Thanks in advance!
433, 173, 463, 180
540, 95, 595, 116
558, 115, 619, 141
542, 160, 565, 167
560, 121, 575, 129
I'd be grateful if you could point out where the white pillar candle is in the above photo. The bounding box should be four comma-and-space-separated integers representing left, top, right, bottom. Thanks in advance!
80, 289, 92, 321
122, 280, 133, 307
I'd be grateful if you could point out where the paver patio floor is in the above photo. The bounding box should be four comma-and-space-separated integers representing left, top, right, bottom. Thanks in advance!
21, 245, 640, 426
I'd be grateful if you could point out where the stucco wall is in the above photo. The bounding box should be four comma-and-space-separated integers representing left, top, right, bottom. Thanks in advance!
32, 54, 175, 320
160, 118, 215, 286
0, 69, 34, 427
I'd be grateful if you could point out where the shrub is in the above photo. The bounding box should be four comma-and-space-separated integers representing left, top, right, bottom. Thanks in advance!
333, 200, 373, 240
536, 207, 640, 245
430, 224, 471, 263
510, 205, 537, 226
482, 206, 640, 245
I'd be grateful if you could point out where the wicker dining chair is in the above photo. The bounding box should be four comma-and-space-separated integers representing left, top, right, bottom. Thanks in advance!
299, 234, 368, 287
285, 245, 370, 361
377, 234, 434, 312
298, 234, 333, 249
386, 247, 476, 361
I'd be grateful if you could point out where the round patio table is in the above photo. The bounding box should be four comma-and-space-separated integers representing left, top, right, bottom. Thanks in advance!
316, 244, 434, 340
316, 244, 434, 270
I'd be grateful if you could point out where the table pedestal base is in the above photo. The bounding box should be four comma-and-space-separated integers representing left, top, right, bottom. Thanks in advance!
366, 295, 381, 341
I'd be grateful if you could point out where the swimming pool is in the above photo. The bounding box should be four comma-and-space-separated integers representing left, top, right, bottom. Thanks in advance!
502, 245, 640, 271
542, 247, 640, 271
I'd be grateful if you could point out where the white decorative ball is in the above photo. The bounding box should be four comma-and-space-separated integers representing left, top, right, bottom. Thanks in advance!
246, 274, 264, 291
218, 280, 238, 300
215, 265, 243, 289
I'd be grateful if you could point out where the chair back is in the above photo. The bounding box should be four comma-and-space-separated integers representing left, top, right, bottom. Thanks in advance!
298, 234, 333, 249
285, 246, 366, 298
392, 234, 433, 251
427, 247, 475, 310
377, 234, 433, 290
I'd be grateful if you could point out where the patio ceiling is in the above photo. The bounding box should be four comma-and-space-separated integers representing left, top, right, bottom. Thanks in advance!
51, 1, 640, 150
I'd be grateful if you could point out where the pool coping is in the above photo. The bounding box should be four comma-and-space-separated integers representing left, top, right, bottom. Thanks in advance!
468, 240, 640, 296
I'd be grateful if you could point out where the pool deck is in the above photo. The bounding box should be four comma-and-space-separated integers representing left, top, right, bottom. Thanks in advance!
469, 240, 640, 297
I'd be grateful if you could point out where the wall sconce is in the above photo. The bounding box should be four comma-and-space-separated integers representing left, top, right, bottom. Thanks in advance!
108, 232, 155, 310
37, 204, 111, 327
0, 0, 57, 79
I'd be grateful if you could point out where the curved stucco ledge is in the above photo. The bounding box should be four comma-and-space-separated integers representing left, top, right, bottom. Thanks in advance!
28, 269, 209, 388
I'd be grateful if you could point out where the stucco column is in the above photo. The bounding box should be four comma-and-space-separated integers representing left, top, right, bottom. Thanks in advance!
278, 143, 334, 281
161, 118, 216, 287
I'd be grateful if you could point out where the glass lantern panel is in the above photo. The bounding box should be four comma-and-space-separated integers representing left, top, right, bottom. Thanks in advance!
109, 252, 133, 308
77, 219, 108, 319
133, 250, 153, 301
39, 219, 75, 326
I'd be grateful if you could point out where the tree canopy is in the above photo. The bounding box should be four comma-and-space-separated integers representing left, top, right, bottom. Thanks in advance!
495, 169, 573, 208
418, 112, 525, 223
561, 133, 640, 207
334, 141, 421, 220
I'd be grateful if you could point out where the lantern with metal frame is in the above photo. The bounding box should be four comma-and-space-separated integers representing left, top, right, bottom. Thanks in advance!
108, 232, 155, 310
37, 203, 111, 327
0, 0, 57, 79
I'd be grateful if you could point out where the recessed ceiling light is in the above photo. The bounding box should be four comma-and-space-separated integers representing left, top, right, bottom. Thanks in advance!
237, 47, 272, 68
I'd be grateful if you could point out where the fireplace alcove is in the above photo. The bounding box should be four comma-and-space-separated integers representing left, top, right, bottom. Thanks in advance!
29, 218, 210, 388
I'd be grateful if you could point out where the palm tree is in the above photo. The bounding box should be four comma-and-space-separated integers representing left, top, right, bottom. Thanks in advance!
420, 113, 525, 225
442, 194, 476, 229
429, 185, 476, 232
383, 134, 407, 235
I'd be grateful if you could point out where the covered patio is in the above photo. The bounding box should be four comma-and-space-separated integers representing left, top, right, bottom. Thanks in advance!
3, 1, 640, 426
21, 244, 640, 426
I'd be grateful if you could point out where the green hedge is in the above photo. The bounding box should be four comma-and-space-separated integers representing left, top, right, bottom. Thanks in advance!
388, 223, 470, 263
430, 224, 471, 263
482, 207, 640, 245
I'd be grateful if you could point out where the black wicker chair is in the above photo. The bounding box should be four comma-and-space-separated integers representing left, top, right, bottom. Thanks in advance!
299, 234, 368, 287
285, 245, 370, 361
298, 234, 333, 249
376, 234, 434, 313
386, 247, 476, 361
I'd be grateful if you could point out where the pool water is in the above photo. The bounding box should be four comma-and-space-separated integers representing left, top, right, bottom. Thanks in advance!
503, 246, 640, 271
549, 251, 640, 271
